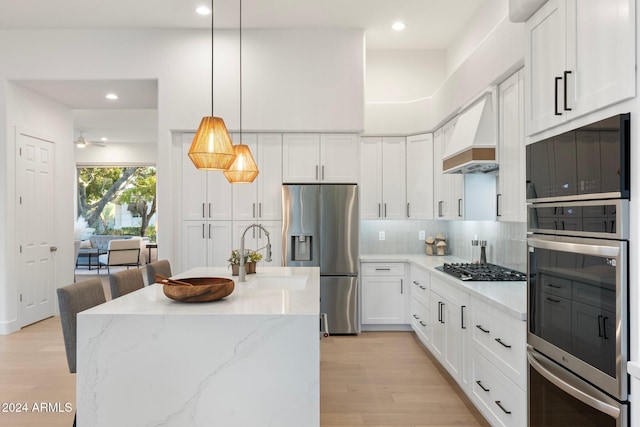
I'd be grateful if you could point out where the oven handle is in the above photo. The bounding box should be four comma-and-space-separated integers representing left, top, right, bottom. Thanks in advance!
527, 236, 620, 258
527, 347, 621, 419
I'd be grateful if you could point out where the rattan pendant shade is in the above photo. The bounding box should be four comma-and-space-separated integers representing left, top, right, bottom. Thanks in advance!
188, 116, 236, 170
224, 143, 259, 183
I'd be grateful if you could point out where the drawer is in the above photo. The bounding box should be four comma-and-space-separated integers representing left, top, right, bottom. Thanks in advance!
470, 348, 526, 427
540, 273, 572, 299
431, 275, 468, 307
410, 298, 430, 346
362, 263, 405, 276
410, 275, 430, 306
471, 297, 527, 389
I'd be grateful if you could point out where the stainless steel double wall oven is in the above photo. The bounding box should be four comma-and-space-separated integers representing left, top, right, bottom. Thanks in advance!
526, 113, 630, 426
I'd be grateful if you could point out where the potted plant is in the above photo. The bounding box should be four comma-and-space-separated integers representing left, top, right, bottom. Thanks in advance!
227, 249, 263, 276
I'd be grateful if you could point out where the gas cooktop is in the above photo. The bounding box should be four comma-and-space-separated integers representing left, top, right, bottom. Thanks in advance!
435, 263, 527, 282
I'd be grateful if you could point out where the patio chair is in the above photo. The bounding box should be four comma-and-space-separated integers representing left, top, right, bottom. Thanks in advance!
98, 238, 141, 274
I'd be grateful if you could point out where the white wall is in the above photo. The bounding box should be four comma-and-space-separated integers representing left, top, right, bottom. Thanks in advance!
0, 28, 365, 333
2, 83, 75, 333
75, 142, 158, 165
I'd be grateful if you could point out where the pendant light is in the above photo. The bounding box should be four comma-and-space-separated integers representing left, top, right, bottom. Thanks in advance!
188, 0, 236, 171
224, 0, 259, 184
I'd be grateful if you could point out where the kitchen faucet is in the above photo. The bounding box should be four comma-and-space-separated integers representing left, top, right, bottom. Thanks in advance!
239, 223, 272, 282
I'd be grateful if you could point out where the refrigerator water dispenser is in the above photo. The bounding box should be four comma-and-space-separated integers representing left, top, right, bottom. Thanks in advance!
292, 235, 312, 261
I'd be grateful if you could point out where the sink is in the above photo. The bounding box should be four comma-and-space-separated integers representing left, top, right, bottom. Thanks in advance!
248, 275, 307, 290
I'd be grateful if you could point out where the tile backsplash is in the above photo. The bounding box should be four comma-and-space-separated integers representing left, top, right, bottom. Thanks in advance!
360, 220, 527, 273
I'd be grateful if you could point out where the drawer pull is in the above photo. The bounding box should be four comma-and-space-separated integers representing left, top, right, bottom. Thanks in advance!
419, 321, 427, 327
546, 297, 561, 303
495, 400, 512, 415
495, 338, 512, 348
413, 280, 419, 285
476, 380, 490, 392
547, 283, 562, 289
413, 314, 419, 320
419, 286, 426, 290
375, 268, 391, 271
476, 325, 490, 334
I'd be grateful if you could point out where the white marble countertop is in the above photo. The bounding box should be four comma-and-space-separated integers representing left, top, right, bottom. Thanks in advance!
83, 266, 320, 316
360, 254, 527, 321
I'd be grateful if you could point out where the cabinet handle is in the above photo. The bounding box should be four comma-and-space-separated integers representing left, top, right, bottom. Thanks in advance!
438, 201, 443, 217
413, 314, 419, 320
375, 268, 391, 271
253, 203, 256, 218
209, 203, 212, 218
603, 317, 609, 340
412, 280, 419, 285
322, 165, 325, 180
378, 203, 381, 218
202, 203, 205, 219
476, 380, 490, 392
547, 283, 561, 289
202, 223, 205, 239
384, 203, 387, 218
407, 203, 410, 218
259, 203, 262, 218
495, 338, 512, 348
476, 324, 490, 334
437, 302, 442, 322
554, 76, 562, 116
598, 315, 603, 338
419, 321, 427, 327
458, 198, 463, 217
461, 305, 466, 329
563, 70, 572, 111
315, 165, 319, 180
439, 302, 445, 324
419, 286, 426, 290
495, 401, 512, 415
546, 297, 561, 303
496, 194, 501, 217
400, 279, 403, 294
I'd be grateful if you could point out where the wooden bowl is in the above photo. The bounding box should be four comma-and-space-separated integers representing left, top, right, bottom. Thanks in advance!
163, 277, 235, 303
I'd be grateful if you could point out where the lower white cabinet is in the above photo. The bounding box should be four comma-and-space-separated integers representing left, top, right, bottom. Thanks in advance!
470, 347, 526, 427
430, 275, 470, 390
361, 263, 406, 326
181, 221, 232, 270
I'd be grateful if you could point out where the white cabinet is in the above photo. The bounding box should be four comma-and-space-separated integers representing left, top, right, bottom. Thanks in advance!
232, 221, 282, 268
525, 0, 635, 135
232, 133, 283, 221
497, 70, 526, 222
181, 134, 232, 221
430, 275, 470, 390
409, 265, 431, 347
361, 263, 406, 326
406, 134, 434, 220
433, 123, 464, 220
181, 221, 232, 270
282, 133, 358, 183
360, 137, 406, 220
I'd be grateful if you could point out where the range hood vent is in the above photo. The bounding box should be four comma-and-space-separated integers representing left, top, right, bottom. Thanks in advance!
443, 94, 497, 174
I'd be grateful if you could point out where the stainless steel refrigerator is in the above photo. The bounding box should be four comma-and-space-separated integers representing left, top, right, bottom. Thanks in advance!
282, 184, 359, 334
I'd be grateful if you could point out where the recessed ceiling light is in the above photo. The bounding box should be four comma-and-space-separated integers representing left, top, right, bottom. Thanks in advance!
100, 137, 108, 142
392, 22, 406, 31
105, 93, 118, 100
196, 6, 211, 15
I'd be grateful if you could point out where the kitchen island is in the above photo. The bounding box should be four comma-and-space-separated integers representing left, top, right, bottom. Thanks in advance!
76, 267, 320, 427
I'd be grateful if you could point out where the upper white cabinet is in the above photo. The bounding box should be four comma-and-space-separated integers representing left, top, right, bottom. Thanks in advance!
526, 0, 635, 135
360, 137, 406, 220
282, 133, 358, 183
181, 134, 232, 221
433, 122, 464, 220
497, 70, 527, 222
406, 134, 434, 220
181, 220, 232, 270
232, 133, 283, 221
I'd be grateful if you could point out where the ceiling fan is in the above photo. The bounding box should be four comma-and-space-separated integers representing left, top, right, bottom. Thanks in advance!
74, 132, 106, 148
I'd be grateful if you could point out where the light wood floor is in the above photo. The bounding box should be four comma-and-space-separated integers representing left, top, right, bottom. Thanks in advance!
0, 318, 488, 427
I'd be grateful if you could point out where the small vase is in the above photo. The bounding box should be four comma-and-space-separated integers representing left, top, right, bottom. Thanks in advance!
231, 262, 256, 276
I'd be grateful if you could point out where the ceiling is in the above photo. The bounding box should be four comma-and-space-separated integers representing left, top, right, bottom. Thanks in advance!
4, 0, 484, 146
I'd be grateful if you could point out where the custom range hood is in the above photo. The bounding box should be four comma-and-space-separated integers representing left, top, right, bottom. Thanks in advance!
442, 93, 497, 174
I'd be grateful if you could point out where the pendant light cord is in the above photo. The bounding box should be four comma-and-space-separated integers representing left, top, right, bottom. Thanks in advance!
239, 0, 242, 138
211, 0, 214, 116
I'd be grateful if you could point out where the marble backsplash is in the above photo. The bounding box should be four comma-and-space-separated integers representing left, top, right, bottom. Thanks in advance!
360, 220, 527, 273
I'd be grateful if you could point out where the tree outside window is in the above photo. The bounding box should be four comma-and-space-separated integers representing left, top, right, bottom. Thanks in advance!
77, 166, 157, 239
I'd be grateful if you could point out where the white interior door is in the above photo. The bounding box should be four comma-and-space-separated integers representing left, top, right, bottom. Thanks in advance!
17, 132, 56, 327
